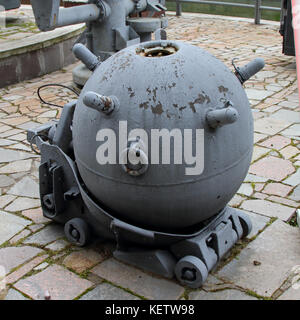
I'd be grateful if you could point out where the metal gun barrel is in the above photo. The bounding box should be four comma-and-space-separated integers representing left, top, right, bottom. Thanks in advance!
56, 4, 101, 28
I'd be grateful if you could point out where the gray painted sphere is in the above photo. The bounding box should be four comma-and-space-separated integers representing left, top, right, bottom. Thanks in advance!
72, 40, 253, 232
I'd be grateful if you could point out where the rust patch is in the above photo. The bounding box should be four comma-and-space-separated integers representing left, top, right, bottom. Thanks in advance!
189, 94, 211, 113
168, 82, 176, 89
189, 102, 196, 113
139, 102, 149, 110
151, 102, 164, 115
127, 87, 135, 97
166, 110, 178, 119
145, 87, 159, 103
218, 86, 229, 93
117, 54, 134, 71
173, 103, 187, 113
136, 45, 177, 57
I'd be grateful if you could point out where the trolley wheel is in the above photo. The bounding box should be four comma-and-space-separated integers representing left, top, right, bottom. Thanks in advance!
175, 255, 208, 288
237, 212, 252, 238
64, 218, 90, 247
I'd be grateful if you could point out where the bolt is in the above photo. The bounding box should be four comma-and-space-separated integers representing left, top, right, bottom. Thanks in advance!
182, 268, 196, 281
71, 228, 80, 240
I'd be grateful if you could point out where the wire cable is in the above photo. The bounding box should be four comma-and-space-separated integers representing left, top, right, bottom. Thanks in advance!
37, 83, 80, 108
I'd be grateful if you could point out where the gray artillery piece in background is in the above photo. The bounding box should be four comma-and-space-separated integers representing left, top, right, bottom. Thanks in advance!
30, 0, 168, 86
0, 0, 20, 10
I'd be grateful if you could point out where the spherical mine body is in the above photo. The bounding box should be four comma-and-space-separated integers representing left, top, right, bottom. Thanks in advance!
72, 40, 253, 232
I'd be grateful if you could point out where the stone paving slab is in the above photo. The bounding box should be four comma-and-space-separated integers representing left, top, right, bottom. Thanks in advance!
23, 224, 65, 246
262, 183, 293, 197
281, 124, 300, 140
240, 199, 295, 221
278, 285, 300, 300
0, 175, 15, 188
63, 249, 106, 273
237, 183, 253, 197
14, 264, 93, 300
249, 156, 295, 181
270, 109, 300, 123
0, 149, 34, 163
0, 246, 43, 275
21, 207, 50, 224
9, 229, 31, 244
254, 117, 291, 135
259, 135, 291, 150
217, 220, 300, 298
6, 254, 48, 284
28, 224, 44, 233
5, 197, 40, 212
45, 239, 69, 252
189, 289, 258, 300
7, 176, 39, 198
0, 159, 32, 174
268, 195, 299, 207
243, 210, 270, 239
5, 289, 29, 300
80, 283, 140, 300
289, 185, 300, 201
33, 262, 49, 271
251, 146, 269, 162
92, 258, 184, 300
284, 168, 300, 186
0, 211, 31, 245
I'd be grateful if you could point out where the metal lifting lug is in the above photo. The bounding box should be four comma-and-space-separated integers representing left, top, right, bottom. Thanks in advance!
233, 57, 265, 84
206, 101, 239, 129
83, 91, 119, 114
73, 44, 100, 71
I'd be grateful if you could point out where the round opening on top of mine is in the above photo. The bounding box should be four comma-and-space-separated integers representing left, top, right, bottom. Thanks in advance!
136, 44, 178, 58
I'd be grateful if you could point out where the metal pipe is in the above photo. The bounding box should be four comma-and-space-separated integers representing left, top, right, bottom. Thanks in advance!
168, 0, 281, 12
56, 4, 101, 28
260, 6, 281, 12
83, 91, 117, 114
235, 58, 265, 84
72, 43, 100, 71
206, 105, 238, 129
255, 0, 261, 25
177, 0, 256, 9
176, 0, 182, 16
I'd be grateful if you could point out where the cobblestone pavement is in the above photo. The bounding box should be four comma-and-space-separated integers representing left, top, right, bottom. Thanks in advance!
0, 7, 38, 44
0, 13, 299, 300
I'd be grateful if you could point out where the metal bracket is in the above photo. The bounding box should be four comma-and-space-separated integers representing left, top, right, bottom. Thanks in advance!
171, 207, 250, 277
210, 220, 238, 260
111, 219, 155, 247
114, 248, 176, 278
